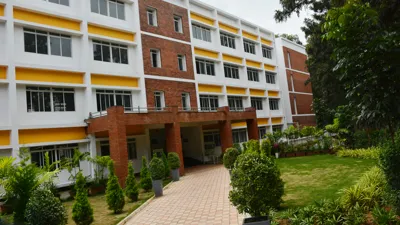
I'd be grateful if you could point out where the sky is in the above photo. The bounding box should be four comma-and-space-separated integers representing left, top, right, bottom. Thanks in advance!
198, 0, 311, 44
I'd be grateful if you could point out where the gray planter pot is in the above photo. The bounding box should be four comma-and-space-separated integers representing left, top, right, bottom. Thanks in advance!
152, 179, 163, 197
171, 168, 180, 181
243, 216, 270, 225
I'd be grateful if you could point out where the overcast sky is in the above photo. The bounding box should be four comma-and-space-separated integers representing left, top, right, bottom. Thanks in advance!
198, 0, 310, 44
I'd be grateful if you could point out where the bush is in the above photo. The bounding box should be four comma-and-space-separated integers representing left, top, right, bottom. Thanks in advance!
160, 152, 170, 179
25, 189, 67, 225
354, 130, 369, 148
106, 161, 125, 214
337, 147, 381, 159
260, 139, 272, 157
72, 172, 93, 225
149, 155, 165, 180
371, 205, 399, 225
167, 152, 180, 170
229, 152, 284, 216
222, 148, 240, 170
300, 126, 316, 137
125, 163, 139, 202
140, 157, 152, 191
245, 140, 260, 153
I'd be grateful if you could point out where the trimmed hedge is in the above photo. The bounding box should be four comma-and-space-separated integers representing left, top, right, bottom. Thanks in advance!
167, 152, 180, 170
337, 147, 381, 159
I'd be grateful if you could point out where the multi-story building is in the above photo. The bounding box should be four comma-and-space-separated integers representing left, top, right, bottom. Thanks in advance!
0, 0, 307, 185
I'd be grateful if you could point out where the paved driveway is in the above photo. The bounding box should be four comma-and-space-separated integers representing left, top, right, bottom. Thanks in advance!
125, 165, 243, 225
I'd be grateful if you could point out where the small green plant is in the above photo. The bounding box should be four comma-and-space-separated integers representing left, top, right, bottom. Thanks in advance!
245, 140, 260, 153
62, 149, 90, 185
337, 147, 381, 159
149, 155, 165, 181
88, 156, 111, 186
106, 160, 125, 214
222, 148, 240, 170
72, 172, 93, 225
125, 163, 139, 202
167, 152, 181, 170
160, 152, 170, 179
372, 205, 399, 225
25, 188, 67, 225
140, 156, 152, 191
260, 139, 272, 157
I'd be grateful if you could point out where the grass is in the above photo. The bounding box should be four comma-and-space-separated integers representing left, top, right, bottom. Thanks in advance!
277, 154, 376, 209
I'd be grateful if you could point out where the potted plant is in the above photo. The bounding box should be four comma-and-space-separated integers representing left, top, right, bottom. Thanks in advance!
167, 152, 181, 181
149, 154, 165, 197
223, 148, 240, 175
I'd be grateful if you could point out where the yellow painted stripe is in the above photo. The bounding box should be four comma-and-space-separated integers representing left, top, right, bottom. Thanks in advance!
190, 12, 214, 26
16, 67, 84, 84
271, 117, 283, 125
91, 74, 139, 88
257, 118, 269, 126
198, 84, 222, 93
0, 5, 4, 17
261, 38, 273, 46
246, 60, 261, 69
232, 121, 246, 128
19, 127, 86, 145
219, 22, 238, 34
250, 89, 265, 97
88, 24, 135, 42
264, 64, 276, 71
223, 54, 242, 64
226, 86, 246, 95
194, 48, 219, 59
0, 130, 10, 146
268, 91, 279, 97
0, 66, 7, 79
242, 31, 258, 41
13, 8, 81, 31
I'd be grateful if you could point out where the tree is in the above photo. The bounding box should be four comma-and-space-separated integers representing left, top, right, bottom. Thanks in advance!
275, 33, 303, 45
140, 156, 152, 191
106, 160, 125, 214
125, 163, 139, 202
160, 152, 170, 179
72, 172, 93, 225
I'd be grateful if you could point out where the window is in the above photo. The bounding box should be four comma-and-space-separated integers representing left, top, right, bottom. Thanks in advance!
154, 91, 165, 111
228, 96, 243, 111
47, 0, 69, 6
259, 127, 267, 140
31, 144, 77, 168
150, 49, 161, 68
251, 97, 263, 110
232, 129, 248, 144
203, 131, 221, 147
24, 28, 72, 57
100, 141, 110, 156
181, 93, 190, 111
200, 95, 219, 111
127, 138, 137, 160
220, 33, 235, 49
269, 99, 280, 110
273, 125, 283, 133
262, 46, 272, 59
26, 87, 75, 112
96, 90, 132, 111
93, 40, 128, 64
265, 72, 276, 84
91, 0, 125, 20
178, 55, 186, 71
196, 59, 215, 76
247, 68, 259, 82
224, 64, 239, 79
192, 24, 211, 42
243, 40, 256, 54
147, 8, 157, 26
174, 15, 183, 33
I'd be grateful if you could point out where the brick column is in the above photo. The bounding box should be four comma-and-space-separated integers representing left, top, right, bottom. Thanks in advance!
219, 120, 233, 153
107, 106, 128, 187
165, 122, 184, 175
247, 119, 259, 141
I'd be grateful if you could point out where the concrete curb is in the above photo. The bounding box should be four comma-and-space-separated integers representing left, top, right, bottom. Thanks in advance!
117, 181, 174, 225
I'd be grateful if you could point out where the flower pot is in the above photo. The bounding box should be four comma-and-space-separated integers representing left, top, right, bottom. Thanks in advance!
275, 152, 280, 159
152, 179, 163, 197
89, 185, 105, 196
171, 168, 180, 182
243, 216, 270, 225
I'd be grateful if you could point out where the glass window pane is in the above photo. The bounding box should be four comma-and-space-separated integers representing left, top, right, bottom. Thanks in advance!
32, 92, 39, 112
112, 47, 120, 63
44, 92, 51, 112
124, 95, 132, 110
91, 0, 99, 13
120, 48, 128, 64
102, 45, 111, 62
37, 35, 48, 55
116, 95, 123, 106
24, 32, 36, 53
99, 0, 107, 15
64, 92, 75, 111
60, 0, 69, 6
53, 92, 64, 111
61, 38, 72, 57
93, 43, 102, 61
117, 3, 125, 20
50, 36, 61, 56
109, 1, 117, 18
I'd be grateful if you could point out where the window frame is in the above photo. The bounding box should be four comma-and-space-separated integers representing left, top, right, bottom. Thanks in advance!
220, 32, 236, 49
30, 143, 77, 168
150, 49, 161, 68
24, 28, 72, 57
247, 68, 260, 82
269, 98, 280, 111
243, 40, 256, 54
224, 64, 240, 79
93, 40, 128, 64
154, 91, 165, 111
177, 54, 187, 71
127, 138, 137, 160
174, 15, 183, 33
262, 46, 272, 59
199, 95, 219, 111
265, 72, 276, 84
272, 125, 283, 133
147, 8, 158, 26
46, 0, 70, 6
232, 128, 248, 144
196, 59, 215, 76
228, 96, 244, 111
192, 24, 211, 42
96, 89, 133, 112
181, 92, 191, 111
259, 127, 267, 140
91, 0, 126, 20
203, 131, 221, 147
251, 97, 263, 110
26, 86, 75, 113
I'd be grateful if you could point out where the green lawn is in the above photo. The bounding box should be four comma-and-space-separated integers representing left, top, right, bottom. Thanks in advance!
277, 154, 376, 209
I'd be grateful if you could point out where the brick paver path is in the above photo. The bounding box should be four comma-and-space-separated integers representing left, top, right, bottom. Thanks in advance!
126, 165, 244, 225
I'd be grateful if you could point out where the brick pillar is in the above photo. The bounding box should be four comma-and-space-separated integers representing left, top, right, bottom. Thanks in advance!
165, 122, 184, 175
219, 120, 233, 153
247, 119, 259, 141
107, 106, 128, 187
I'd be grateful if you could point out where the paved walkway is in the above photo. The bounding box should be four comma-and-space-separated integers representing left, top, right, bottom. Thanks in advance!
126, 165, 244, 225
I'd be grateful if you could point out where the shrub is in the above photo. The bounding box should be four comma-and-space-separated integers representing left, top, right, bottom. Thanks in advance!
167, 152, 180, 170
72, 172, 93, 225
300, 126, 316, 137
229, 152, 284, 216
371, 205, 399, 225
88, 156, 111, 186
260, 139, 272, 157
245, 140, 260, 153
125, 163, 139, 202
337, 147, 381, 159
149, 155, 165, 181
160, 152, 170, 179
140, 157, 152, 191
106, 161, 125, 214
222, 148, 240, 170
354, 130, 369, 148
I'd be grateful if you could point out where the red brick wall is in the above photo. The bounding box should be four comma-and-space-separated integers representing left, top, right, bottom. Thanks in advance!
287, 70, 313, 93
290, 93, 314, 115
142, 34, 194, 80
283, 46, 308, 73
293, 115, 317, 126
139, 0, 191, 42
145, 79, 197, 108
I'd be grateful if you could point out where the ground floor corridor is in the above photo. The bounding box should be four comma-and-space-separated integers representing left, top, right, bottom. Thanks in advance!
125, 165, 244, 225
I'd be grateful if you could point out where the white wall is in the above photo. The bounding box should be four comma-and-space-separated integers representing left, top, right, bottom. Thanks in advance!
0, 85, 9, 127
182, 126, 203, 161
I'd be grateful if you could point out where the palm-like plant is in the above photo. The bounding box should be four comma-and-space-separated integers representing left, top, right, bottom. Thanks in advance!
88, 156, 111, 186
62, 148, 90, 184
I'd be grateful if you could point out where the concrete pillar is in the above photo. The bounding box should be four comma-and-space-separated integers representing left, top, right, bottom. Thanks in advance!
165, 122, 184, 175
219, 120, 233, 153
247, 119, 259, 141
107, 106, 128, 187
